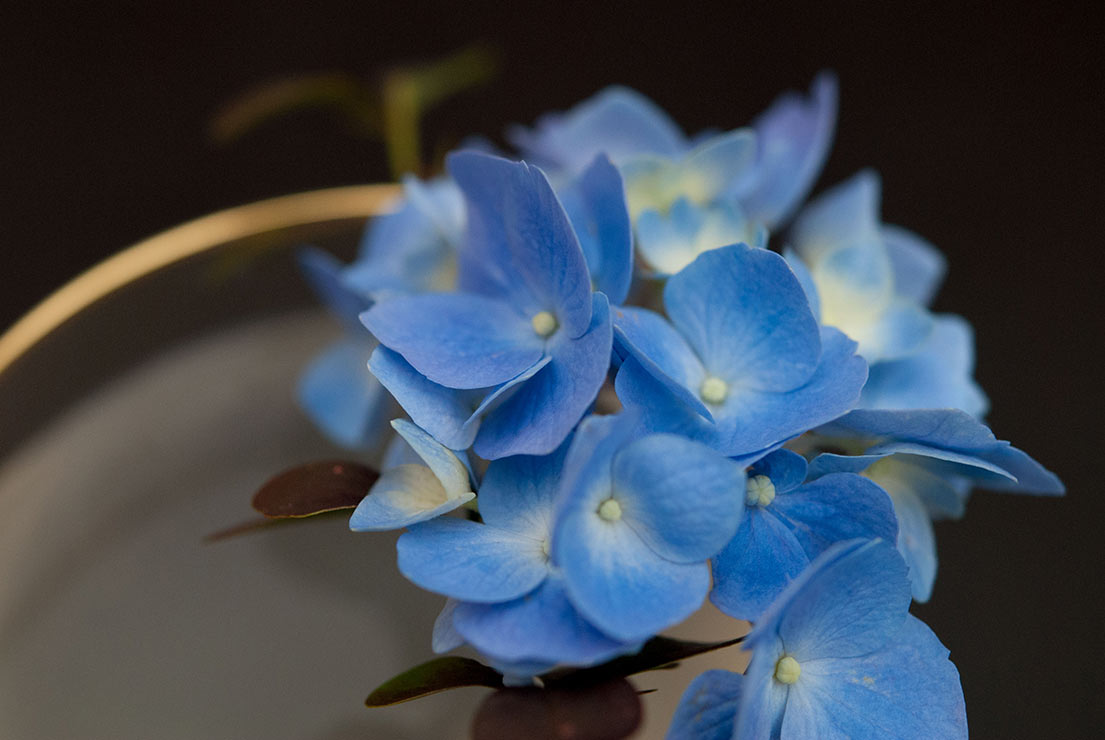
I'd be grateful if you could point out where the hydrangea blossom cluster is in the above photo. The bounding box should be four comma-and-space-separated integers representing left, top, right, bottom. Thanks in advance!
299, 74, 1062, 737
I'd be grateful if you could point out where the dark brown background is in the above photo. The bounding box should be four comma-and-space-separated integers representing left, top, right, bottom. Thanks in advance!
3, 2, 1102, 737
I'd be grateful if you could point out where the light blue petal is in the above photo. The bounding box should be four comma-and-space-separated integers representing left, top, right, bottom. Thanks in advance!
447, 151, 594, 337
555, 509, 711, 642
297, 246, 372, 330
733, 640, 791, 739
351, 197, 454, 295
560, 154, 633, 304
613, 305, 711, 420
397, 517, 548, 603
784, 247, 821, 322
508, 86, 687, 172
748, 449, 808, 494
882, 224, 947, 306
970, 444, 1065, 494
476, 444, 566, 537
665, 244, 821, 392
710, 508, 810, 621
368, 345, 483, 451
771, 473, 898, 557
363, 292, 543, 389
864, 300, 935, 362
869, 467, 939, 601
783, 616, 966, 738
432, 599, 464, 653
637, 199, 762, 277
680, 129, 757, 205
298, 338, 393, 449
739, 71, 838, 228
820, 408, 1001, 450
474, 293, 613, 459
860, 315, 988, 417
790, 170, 882, 261
611, 435, 745, 563
349, 464, 475, 531
749, 540, 910, 661
401, 175, 465, 246
390, 419, 471, 498
453, 576, 638, 666
666, 669, 743, 740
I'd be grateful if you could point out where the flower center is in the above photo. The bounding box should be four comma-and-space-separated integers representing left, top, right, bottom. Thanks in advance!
699, 376, 729, 404
531, 311, 559, 337
774, 655, 801, 684
597, 498, 623, 522
745, 475, 776, 507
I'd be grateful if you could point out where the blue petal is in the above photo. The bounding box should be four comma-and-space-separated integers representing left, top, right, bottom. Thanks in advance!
613, 305, 711, 420
350, 196, 455, 295
790, 170, 882, 261
864, 300, 935, 362
560, 155, 633, 304
432, 599, 464, 653
554, 508, 711, 642
636, 199, 763, 277
447, 152, 594, 336
390, 419, 472, 498
297, 246, 372, 330
784, 247, 821, 322
772, 473, 899, 557
508, 86, 687, 172
749, 540, 910, 661
868, 467, 939, 601
666, 669, 743, 740
733, 641, 791, 739
367, 346, 483, 451
680, 129, 757, 205
698, 326, 870, 455
476, 445, 566, 536
610, 434, 745, 562
882, 224, 947, 306
474, 293, 613, 459
860, 315, 988, 417
710, 508, 809, 621
749, 449, 809, 494
298, 338, 393, 449
348, 464, 475, 531
665, 244, 822, 392
397, 517, 548, 603
621, 326, 865, 457
820, 407, 1001, 450
781, 616, 966, 738
453, 576, 638, 666
363, 292, 543, 389
738, 71, 838, 229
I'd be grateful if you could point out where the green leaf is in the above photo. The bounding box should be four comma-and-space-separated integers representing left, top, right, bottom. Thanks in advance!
472, 678, 641, 740
542, 634, 745, 687
366, 657, 504, 707
252, 460, 378, 518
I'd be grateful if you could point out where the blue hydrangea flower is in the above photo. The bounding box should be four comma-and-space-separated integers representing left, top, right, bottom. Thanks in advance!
614, 244, 868, 458
668, 539, 967, 739
362, 151, 615, 459
348, 419, 474, 531
552, 414, 746, 642
397, 445, 639, 670
807, 408, 1064, 600
710, 449, 897, 621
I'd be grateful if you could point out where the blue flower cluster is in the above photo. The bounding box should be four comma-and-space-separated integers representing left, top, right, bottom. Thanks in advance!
299, 74, 1062, 737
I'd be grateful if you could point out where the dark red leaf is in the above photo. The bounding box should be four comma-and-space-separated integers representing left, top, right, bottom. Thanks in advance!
251, 460, 377, 518
471, 678, 641, 740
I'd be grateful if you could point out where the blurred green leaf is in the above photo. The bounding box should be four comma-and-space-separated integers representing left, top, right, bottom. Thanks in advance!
366, 657, 504, 707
